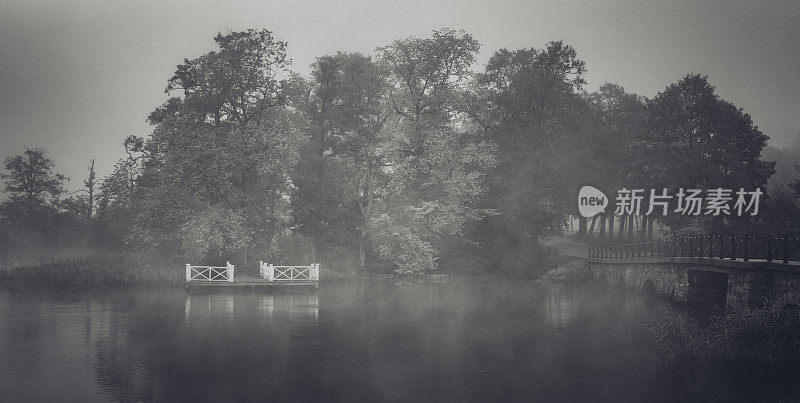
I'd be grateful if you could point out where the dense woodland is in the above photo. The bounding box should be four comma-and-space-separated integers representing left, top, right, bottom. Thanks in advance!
0, 28, 796, 275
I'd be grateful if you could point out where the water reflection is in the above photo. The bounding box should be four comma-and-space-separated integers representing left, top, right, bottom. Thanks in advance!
183, 293, 320, 321
0, 282, 798, 402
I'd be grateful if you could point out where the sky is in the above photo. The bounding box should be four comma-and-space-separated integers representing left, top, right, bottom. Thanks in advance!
1, 0, 799, 192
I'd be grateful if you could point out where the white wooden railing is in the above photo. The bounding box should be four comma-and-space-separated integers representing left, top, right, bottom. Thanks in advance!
259, 262, 319, 281
185, 262, 234, 282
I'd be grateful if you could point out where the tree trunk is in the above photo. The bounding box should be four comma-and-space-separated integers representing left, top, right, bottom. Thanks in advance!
618, 214, 626, 240
578, 216, 587, 237
608, 215, 615, 238
640, 215, 647, 240
647, 217, 654, 240
628, 214, 634, 239
599, 214, 606, 238
359, 237, 366, 275
588, 215, 598, 236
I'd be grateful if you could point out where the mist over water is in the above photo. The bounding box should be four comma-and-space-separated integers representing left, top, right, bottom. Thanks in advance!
1, 281, 797, 402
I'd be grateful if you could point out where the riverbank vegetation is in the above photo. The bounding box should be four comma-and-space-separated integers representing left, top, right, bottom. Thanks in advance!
0, 255, 183, 287
0, 27, 788, 280
633, 305, 800, 366
540, 258, 592, 283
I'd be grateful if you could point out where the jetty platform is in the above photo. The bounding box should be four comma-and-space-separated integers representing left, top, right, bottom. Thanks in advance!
185, 263, 319, 292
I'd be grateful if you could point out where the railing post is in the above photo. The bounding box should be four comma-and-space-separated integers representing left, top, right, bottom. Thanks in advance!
185, 264, 191, 281
730, 234, 736, 260
315, 264, 320, 280
784, 236, 789, 264
269, 264, 275, 281
743, 234, 749, 262
767, 235, 773, 262
227, 261, 234, 282
708, 233, 714, 258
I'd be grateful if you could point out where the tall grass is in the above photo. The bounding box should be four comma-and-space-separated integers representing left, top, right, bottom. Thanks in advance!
636, 305, 800, 366
0, 255, 184, 287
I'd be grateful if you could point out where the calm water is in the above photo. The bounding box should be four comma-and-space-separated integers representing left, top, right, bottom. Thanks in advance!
1, 281, 799, 402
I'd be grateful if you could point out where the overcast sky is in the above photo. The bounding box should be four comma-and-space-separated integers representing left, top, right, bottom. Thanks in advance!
1, 0, 799, 191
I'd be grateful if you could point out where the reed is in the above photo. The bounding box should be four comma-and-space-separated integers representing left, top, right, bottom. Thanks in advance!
635, 305, 800, 366
0, 255, 184, 287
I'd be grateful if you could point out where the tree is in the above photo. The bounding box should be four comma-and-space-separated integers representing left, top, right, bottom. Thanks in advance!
467, 41, 590, 271
586, 83, 646, 239
1, 148, 67, 216
126, 29, 298, 264
762, 185, 800, 236
373, 29, 496, 273
84, 159, 97, 219
627, 74, 775, 234
0, 148, 68, 249
287, 52, 391, 271
163, 29, 289, 128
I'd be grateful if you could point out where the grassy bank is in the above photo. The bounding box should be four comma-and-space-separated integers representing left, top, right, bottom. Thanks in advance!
0, 255, 184, 287
634, 305, 800, 366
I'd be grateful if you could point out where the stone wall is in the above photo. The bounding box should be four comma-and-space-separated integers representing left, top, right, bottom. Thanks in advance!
586, 257, 800, 309
588, 259, 688, 303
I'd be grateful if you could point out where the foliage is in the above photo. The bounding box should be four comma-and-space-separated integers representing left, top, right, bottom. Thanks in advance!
264, 232, 315, 267
371, 29, 496, 273
466, 41, 591, 271
762, 185, 800, 236
0, 28, 789, 277
627, 74, 775, 233
539, 257, 591, 283
122, 29, 298, 264
0, 148, 71, 250
179, 206, 251, 263
1, 148, 67, 209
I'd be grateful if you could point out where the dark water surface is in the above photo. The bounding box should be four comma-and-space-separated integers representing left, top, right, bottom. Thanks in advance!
0, 281, 798, 402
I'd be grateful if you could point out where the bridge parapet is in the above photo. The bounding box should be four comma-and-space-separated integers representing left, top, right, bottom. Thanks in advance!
589, 235, 800, 264
586, 253, 800, 310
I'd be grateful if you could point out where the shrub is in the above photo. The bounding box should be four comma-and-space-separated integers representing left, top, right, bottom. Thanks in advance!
540, 258, 592, 283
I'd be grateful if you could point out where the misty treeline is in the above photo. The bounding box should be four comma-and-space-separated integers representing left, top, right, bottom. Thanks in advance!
0, 28, 794, 275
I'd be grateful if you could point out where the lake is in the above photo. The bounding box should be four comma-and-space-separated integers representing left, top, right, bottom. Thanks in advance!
1, 281, 799, 402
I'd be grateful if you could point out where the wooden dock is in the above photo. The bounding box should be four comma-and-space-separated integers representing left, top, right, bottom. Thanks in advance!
185, 263, 319, 293
185, 276, 318, 292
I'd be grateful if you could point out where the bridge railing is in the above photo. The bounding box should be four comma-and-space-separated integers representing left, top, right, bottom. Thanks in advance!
259, 262, 320, 281
186, 262, 234, 282
589, 235, 800, 263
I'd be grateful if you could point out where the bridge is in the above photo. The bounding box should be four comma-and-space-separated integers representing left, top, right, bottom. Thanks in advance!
184, 262, 319, 292
587, 235, 800, 309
